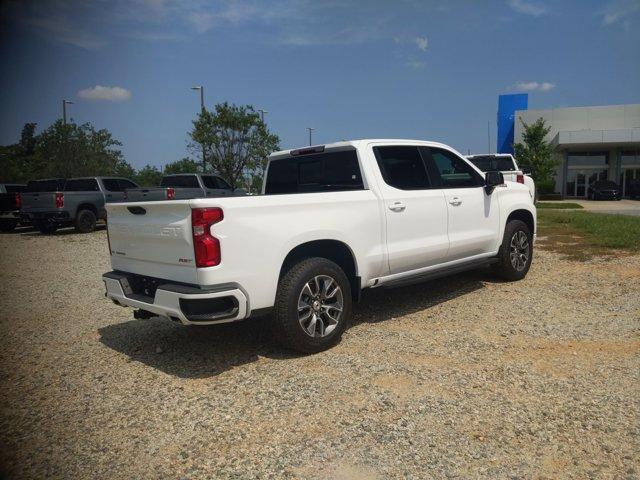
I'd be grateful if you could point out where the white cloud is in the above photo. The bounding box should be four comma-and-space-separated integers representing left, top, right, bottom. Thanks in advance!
507, 0, 548, 16
78, 85, 132, 102
406, 59, 426, 70
414, 36, 428, 51
513, 81, 556, 92
600, 0, 640, 25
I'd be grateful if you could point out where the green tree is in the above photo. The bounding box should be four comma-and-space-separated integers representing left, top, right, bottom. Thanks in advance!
513, 118, 558, 190
164, 157, 201, 175
35, 120, 134, 178
0, 123, 39, 182
134, 164, 163, 186
190, 102, 280, 189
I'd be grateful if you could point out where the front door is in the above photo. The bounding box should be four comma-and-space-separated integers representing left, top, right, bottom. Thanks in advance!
372, 145, 449, 274
423, 147, 501, 261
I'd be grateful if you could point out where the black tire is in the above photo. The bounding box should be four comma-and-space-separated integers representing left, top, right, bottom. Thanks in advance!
75, 209, 97, 233
0, 219, 18, 232
36, 221, 58, 234
492, 220, 533, 282
272, 257, 352, 354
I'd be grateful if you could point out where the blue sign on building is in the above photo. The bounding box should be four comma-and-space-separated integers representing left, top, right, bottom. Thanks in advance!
497, 94, 528, 154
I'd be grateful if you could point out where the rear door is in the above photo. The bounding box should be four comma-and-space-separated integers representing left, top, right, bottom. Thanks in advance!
424, 147, 500, 261
373, 145, 449, 274
106, 201, 198, 283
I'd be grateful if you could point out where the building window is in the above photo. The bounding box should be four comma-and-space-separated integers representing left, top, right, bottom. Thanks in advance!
565, 152, 609, 198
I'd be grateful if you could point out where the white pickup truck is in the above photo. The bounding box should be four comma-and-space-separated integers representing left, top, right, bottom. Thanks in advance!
103, 140, 536, 353
467, 154, 536, 202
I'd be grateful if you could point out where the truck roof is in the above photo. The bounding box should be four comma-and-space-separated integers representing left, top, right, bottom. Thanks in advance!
270, 139, 463, 160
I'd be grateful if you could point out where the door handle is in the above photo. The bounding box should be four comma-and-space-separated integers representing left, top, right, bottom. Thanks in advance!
449, 197, 462, 206
389, 201, 406, 212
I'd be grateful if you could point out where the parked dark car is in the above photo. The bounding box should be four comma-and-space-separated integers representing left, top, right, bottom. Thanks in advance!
627, 179, 640, 200
587, 180, 621, 200
21, 176, 139, 234
0, 183, 27, 232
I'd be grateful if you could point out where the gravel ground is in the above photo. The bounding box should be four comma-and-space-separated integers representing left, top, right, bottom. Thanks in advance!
1, 226, 639, 479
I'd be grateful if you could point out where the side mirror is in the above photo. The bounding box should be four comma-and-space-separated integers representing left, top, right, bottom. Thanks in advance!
485, 171, 504, 194
521, 165, 533, 175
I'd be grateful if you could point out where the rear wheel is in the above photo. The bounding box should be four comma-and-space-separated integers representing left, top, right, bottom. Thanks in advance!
75, 209, 97, 233
36, 221, 58, 234
492, 220, 533, 281
0, 219, 17, 232
272, 257, 352, 354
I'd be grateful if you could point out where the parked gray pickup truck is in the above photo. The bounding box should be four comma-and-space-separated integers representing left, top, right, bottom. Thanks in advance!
21, 176, 139, 234
124, 173, 245, 201
0, 183, 27, 232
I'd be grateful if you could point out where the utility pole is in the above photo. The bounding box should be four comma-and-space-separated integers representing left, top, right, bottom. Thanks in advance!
258, 109, 268, 123
62, 99, 74, 125
191, 86, 206, 172
307, 127, 315, 146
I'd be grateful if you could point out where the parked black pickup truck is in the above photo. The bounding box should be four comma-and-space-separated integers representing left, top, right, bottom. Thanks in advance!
0, 183, 27, 232
21, 176, 139, 234
124, 173, 245, 201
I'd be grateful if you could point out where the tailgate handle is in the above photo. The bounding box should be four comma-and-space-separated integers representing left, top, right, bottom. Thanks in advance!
127, 206, 146, 215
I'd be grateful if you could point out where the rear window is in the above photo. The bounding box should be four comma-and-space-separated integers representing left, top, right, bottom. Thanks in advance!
26, 179, 66, 192
265, 149, 364, 195
160, 175, 200, 188
4, 184, 27, 193
64, 178, 99, 191
468, 156, 516, 172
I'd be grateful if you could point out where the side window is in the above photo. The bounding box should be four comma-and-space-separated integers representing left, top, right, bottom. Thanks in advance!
118, 179, 138, 190
64, 178, 99, 191
373, 146, 430, 190
102, 179, 121, 191
215, 177, 232, 189
201, 176, 217, 189
426, 148, 482, 188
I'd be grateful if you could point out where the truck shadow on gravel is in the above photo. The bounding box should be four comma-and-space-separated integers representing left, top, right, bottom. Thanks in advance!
98, 269, 494, 379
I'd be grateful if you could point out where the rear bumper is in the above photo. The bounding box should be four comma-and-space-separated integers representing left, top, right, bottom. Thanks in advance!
102, 271, 248, 325
21, 210, 70, 223
0, 210, 20, 220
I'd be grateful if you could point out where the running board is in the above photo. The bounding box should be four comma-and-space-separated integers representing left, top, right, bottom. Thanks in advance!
381, 257, 499, 289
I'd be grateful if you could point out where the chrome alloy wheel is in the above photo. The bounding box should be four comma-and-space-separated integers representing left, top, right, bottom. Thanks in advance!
510, 230, 530, 272
297, 275, 344, 338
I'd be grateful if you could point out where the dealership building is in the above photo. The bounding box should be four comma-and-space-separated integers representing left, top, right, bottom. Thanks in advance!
513, 103, 640, 198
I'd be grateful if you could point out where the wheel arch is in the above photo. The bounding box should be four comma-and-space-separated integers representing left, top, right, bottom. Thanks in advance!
506, 208, 535, 235
75, 202, 98, 217
279, 240, 361, 302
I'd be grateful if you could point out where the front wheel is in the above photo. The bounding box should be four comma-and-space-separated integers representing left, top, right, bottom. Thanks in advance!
272, 257, 352, 354
492, 220, 533, 281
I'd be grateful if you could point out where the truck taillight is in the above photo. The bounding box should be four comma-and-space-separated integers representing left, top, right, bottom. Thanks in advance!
516, 174, 524, 184
55, 192, 64, 208
14, 193, 22, 209
166, 187, 175, 200
191, 207, 223, 268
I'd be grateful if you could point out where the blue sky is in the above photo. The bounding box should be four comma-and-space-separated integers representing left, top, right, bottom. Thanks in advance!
1, 0, 639, 170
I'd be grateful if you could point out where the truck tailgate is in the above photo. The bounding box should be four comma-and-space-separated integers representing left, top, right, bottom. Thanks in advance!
106, 201, 198, 283
20, 192, 58, 212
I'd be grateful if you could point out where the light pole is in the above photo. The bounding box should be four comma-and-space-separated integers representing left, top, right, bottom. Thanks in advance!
62, 99, 74, 125
258, 109, 268, 123
306, 127, 315, 146
191, 86, 206, 172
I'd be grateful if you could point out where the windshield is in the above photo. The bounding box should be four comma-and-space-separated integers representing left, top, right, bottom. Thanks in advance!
594, 181, 618, 188
468, 156, 516, 172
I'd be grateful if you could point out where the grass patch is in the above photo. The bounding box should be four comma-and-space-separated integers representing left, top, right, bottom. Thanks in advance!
537, 202, 583, 210
537, 210, 640, 260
